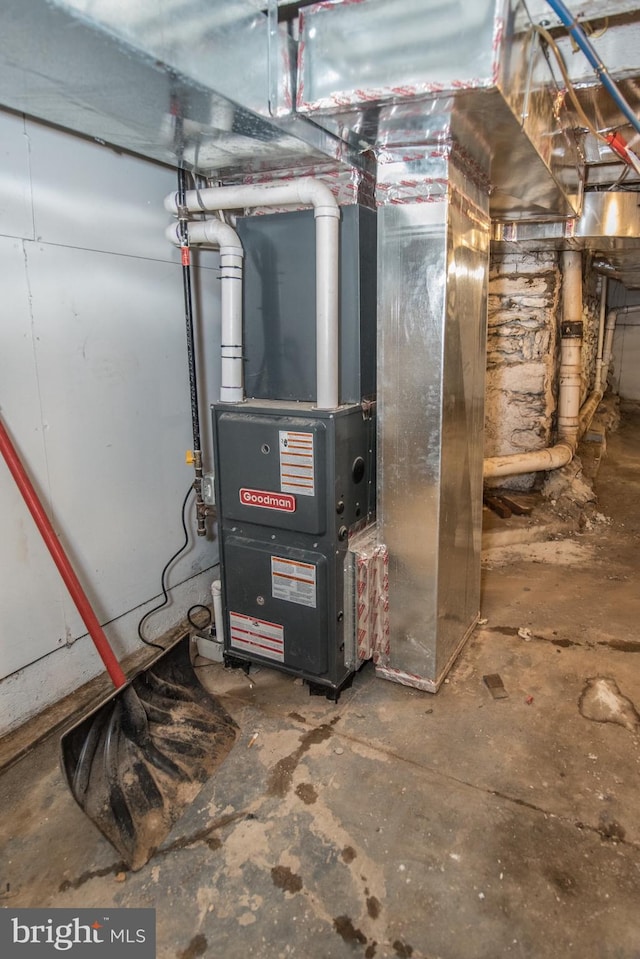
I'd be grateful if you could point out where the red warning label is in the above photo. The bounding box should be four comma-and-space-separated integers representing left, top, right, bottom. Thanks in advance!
229, 612, 284, 662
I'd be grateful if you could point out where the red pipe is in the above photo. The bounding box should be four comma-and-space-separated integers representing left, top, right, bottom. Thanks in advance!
0, 417, 128, 689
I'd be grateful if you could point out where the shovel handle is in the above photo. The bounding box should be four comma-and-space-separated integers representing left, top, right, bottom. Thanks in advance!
0, 417, 128, 689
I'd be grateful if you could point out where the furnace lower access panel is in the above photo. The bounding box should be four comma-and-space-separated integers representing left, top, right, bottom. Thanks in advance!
213, 400, 375, 695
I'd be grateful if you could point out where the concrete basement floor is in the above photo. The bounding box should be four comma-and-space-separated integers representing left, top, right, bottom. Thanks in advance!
1, 410, 639, 959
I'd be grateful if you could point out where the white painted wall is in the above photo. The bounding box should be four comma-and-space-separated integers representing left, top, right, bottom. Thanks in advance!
609, 282, 640, 402
0, 110, 222, 735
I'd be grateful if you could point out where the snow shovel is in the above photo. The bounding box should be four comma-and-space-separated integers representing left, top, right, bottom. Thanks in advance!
0, 416, 237, 871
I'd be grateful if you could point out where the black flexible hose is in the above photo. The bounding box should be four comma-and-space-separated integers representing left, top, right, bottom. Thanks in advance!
187, 604, 213, 630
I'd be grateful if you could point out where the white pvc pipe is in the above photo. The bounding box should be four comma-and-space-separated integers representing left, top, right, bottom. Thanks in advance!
483, 442, 573, 478
165, 178, 341, 409
601, 309, 620, 394
212, 579, 225, 646
315, 211, 340, 409
557, 251, 583, 446
166, 220, 245, 404
600, 304, 640, 393
578, 389, 603, 436
594, 277, 608, 395
557, 335, 582, 443
220, 248, 244, 404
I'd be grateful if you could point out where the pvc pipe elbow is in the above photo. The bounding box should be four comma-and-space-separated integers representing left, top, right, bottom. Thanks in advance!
296, 179, 339, 214
165, 219, 244, 254
200, 219, 243, 252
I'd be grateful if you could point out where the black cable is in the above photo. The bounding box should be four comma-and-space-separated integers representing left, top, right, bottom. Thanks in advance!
137, 486, 194, 649
187, 604, 213, 630
178, 167, 201, 456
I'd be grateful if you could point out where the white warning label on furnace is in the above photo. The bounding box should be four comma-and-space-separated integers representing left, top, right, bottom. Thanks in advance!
229, 611, 284, 662
279, 430, 315, 497
271, 556, 317, 608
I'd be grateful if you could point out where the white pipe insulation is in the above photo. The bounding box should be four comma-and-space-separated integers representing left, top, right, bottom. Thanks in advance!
165, 179, 341, 410
166, 219, 245, 404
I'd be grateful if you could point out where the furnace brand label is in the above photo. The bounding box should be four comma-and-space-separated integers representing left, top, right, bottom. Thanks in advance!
271, 556, 317, 609
279, 431, 315, 496
239, 488, 296, 512
229, 611, 284, 662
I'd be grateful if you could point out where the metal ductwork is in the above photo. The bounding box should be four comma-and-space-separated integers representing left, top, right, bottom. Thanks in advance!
1, 1, 639, 213
0, 0, 352, 178
295, 0, 585, 220
0, 0, 618, 221
494, 192, 640, 288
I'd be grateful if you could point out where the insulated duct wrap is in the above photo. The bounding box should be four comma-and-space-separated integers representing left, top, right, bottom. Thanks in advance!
344, 526, 390, 670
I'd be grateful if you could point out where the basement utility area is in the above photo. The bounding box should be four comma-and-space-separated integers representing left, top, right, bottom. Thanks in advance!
1, 1, 640, 957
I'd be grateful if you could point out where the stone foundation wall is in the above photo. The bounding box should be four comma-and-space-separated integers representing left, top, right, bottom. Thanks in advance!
485, 250, 603, 490
485, 251, 560, 487
581, 258, 602, 400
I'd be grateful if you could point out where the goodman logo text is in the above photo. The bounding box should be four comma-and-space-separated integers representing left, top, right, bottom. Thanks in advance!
239, 488, 296, 512
1, 909, 156, 958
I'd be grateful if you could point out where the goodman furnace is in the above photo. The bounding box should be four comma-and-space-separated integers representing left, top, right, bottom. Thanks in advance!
212, 205, 376, 698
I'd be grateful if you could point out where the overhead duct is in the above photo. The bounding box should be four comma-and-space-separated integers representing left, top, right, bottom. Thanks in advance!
0, 0, 350, 177
0, 0, 608, 220
494, 192, 640, 290
295, 0, 585, 221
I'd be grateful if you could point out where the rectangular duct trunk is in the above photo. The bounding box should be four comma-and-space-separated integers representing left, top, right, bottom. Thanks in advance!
375, 138, 490, 691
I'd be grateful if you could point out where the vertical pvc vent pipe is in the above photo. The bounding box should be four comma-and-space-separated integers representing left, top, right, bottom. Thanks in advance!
166, 219, 245, 404
557, 251, 583, 448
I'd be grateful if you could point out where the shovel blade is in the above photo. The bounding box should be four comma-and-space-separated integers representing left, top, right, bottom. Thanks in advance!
60, 637, 237, 870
